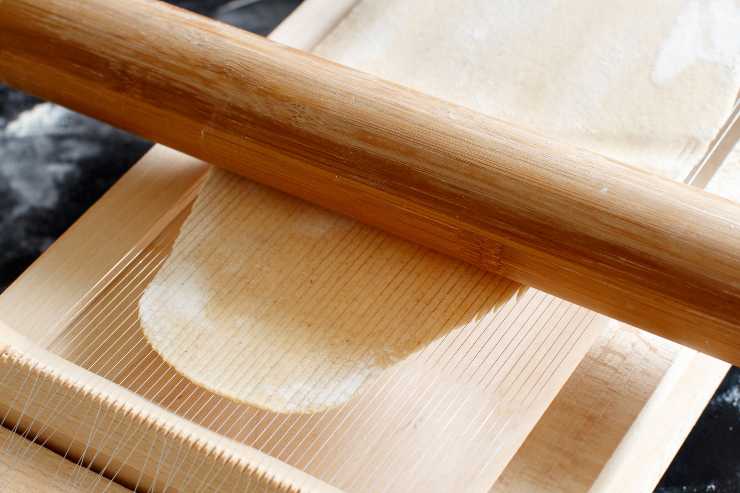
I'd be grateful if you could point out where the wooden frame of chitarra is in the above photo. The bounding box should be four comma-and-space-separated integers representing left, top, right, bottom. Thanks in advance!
0, 1, 735, 491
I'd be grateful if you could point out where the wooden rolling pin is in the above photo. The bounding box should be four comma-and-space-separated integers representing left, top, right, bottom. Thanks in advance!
2, 0, 740, 363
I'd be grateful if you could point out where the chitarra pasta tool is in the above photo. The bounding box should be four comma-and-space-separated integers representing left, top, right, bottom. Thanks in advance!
0, 0, 738, 491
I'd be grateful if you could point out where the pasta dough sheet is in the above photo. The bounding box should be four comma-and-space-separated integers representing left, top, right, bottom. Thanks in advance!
140, 170, 521, 412
140, 0, 740, 413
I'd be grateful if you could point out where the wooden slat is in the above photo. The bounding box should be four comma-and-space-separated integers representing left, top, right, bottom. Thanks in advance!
494, 327, 725, 492
590, 348, 729, 492
0, 426, 131, 493
0, 321, 340, 493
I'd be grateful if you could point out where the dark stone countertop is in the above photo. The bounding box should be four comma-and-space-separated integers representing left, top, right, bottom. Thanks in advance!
0, 1, 737, 491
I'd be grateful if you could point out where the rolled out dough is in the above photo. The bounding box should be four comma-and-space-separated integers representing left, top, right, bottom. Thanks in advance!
139, 0, 740, 413
140, 169, 521, 412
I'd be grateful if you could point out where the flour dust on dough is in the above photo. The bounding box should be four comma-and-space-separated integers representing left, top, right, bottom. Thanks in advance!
140, 169, 521, 413
140, 0, 739, 413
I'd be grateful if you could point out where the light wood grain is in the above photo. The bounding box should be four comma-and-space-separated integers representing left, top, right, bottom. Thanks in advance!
0, 426, 131, 493
589, 347, 729, 493
2, 0, 740, 362
494, 325, 680, 492
493, 326, 726, 493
